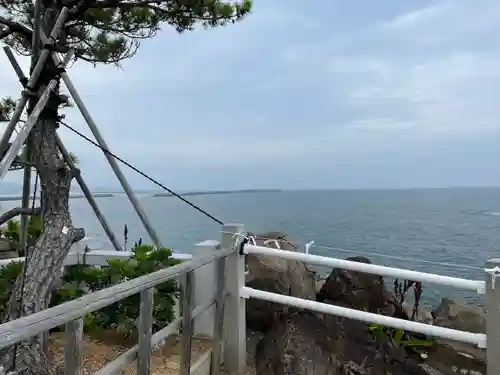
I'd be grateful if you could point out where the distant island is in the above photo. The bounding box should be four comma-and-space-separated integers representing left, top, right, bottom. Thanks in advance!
0, 189, 282, 202
152, 189, 282, 198
0, 193, 114, 202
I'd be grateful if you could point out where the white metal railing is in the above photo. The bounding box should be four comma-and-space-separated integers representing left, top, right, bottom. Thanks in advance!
241, 243, 486, 347
243, 244, 485, 293
239, 287, 483, 346
0, 224, 497, 375
220, 225, 500, 374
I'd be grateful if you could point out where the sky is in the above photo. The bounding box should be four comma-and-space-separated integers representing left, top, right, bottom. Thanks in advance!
1, 0, 500, 191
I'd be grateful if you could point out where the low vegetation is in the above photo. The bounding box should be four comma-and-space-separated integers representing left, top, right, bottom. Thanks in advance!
0, 217, 180, 338
369, 278, 435, 355
0, 215, 42, 256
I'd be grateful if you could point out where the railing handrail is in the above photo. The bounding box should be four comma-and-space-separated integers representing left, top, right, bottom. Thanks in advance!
0, 245, 235, 349
243, 244, 485, 293
240, 286, 487, 347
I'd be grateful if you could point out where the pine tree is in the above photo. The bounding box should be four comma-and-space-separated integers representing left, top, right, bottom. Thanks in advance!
0, 0, 251, 371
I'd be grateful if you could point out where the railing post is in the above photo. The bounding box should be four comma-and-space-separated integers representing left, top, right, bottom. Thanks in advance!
486, 258, 500, 374
137, 288, 154, 375
65, 318, 84, 375
221, 223, 246, 374
193, 240, 221, 337
180, 271, 195, 375
210, 256, 226, 375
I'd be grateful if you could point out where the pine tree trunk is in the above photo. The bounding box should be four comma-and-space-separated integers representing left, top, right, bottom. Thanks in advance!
0, 59, 84, 373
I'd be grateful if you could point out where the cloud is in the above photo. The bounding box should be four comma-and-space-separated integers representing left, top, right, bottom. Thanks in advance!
1, 0, 499, 189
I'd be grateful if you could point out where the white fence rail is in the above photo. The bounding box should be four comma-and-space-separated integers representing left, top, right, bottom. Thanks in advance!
240, 287, 484, 346
244, 244, 485, 293
241, 242, 488, 347
223, 225, 500, 374
0, 224, 498, 374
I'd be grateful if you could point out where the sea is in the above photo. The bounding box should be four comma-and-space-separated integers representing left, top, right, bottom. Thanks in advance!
1, 187, 499, 309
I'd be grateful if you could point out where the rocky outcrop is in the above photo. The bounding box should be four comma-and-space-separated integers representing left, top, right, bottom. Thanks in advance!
402, 302, 433, 325
432, 298, 486, 334
317, 256, 405, 318
248, 236, 487, 375
425, 340, 485, 375
255, 309, 339, 375
255, 308, 430, 375
426, 298, 487, 374
245, 232, 316, 332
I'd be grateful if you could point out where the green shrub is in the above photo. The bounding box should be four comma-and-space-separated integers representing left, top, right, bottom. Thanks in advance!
0, 243, 181, 338
0, 215, 42, 256
0, 260, 23, 318
368, 324, 435, 352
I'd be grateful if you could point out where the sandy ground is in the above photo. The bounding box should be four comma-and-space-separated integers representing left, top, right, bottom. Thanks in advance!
47, 329, 257, 375
48, 331, 211, 375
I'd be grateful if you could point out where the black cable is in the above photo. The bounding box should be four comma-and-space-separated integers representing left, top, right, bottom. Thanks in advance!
58, 120, 225, 226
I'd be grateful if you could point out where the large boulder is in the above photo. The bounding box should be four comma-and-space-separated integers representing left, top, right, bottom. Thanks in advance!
317, 256, 404, 318
425, 340, 485, 375
402, 302, 433, 325
255, 308, 430, 375
245, 232, 317, 332
255, 309, 339, 375
432, 298, 486, 333
427, 298, 486, 374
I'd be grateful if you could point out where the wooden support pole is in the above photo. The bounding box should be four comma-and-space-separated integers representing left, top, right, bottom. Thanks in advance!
57, 135, 122, 251
0, 7, 70, 170
137, 288, 154, 375
2, 47, 122, 253
38, 35, 163, 247
0, 48, 74, 180
210, 256, 226, 375
180, 271, 195, 375
65, 318, 84, 375
19, 161, 31, 257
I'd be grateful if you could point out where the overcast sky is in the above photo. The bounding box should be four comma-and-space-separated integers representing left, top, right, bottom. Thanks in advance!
1, 0, 500, 191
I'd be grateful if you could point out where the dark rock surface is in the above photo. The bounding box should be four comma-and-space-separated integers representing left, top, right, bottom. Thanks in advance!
255, 308, 430, 375
426, 298, 486, 374
247, 233, 486, 375
245, 232, 316, 332
432, 298, 486, 334
317, 256, 405, 318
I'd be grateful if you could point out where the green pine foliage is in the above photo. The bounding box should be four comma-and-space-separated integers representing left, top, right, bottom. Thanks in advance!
0, 0, 252, 65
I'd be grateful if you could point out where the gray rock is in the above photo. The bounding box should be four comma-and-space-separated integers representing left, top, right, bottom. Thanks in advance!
403, 302, 433, 325
255, 308, 431, 375
317, 256, 405, 318
432, 298, 486, 334
245, 232, 316, 332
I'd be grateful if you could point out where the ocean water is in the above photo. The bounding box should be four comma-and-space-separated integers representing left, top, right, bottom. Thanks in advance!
1, 188, 499, 309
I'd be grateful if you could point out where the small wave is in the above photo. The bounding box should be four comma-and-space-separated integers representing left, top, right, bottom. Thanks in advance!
486, 211, 500, 216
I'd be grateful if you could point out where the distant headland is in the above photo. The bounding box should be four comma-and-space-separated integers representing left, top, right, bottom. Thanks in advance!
0, 189, 282, 202
0, 193, 114, 202
152, 189, 283, 198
